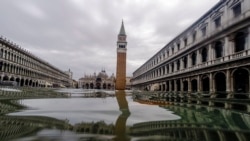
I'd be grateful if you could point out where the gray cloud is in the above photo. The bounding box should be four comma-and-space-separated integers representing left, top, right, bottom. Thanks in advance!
0, 0, 219, 79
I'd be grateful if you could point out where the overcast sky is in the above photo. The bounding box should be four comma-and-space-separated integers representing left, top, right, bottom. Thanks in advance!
0, 0, 219, 80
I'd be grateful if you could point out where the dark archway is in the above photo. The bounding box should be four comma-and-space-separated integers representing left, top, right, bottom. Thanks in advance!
86, 83, 89, 89
171, 80, 175, 91
103, 83, 107, 89
214, 72, 226, 92
191, 79, 197, 92
20, 79, 24, 86
183, 56, 187, 68
214, 41, 223, 58
10, 77, 15, 81
233, 68, 249, 93
108, 84, 111, 89
3, 75, 9, 81
25, 79, 29, 86
191, 52, 196, 66
202, 76, 210, 92
90, 83, 94, 89
183, 81, 188, 92
177, 79, 181, 91
166, 81, 169, 91
235, 32, 245, 52
16, 78, 20, 86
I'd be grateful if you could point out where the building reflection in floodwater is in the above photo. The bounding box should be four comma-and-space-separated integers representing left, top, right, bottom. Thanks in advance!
0, 88, 250, 141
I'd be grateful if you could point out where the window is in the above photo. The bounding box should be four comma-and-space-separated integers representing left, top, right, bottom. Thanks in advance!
215, 41, 223, 58
171, 47, 174, 54
183, 56, 187, 68
177, 60, 180, 70
214, 17, 221, 28
177, 43, 180, 50
233, 3, 241, 17
235, 32, 245, 52
191, 52, 196, 66
184, 38, 187, 46
201, 27, 207, 37
201, 48, 208, 62
192, 31, 196, 42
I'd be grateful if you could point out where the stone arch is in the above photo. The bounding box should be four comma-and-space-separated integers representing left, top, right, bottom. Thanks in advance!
16, 78, 20, 86
10, 76, 15, 81
3, 75, 9, 81
191, 79, 197, 92
234, 31, 246, 52
29, 80, 32, 86
201, 75, 210, 92
214, 72, 226, 92
25, 79, 29, 86
231, 68, 249, 93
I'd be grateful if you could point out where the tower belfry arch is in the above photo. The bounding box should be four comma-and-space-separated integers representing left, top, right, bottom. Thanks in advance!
116, 21, 127, 90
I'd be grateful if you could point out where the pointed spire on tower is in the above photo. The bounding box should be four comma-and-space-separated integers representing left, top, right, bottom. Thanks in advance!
119, 20, 126, 35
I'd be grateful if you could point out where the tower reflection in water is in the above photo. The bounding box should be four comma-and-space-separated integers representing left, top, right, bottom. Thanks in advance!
114, 90, 130, 141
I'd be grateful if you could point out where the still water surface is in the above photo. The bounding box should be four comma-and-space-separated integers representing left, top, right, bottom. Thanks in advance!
1, 88, 250, 141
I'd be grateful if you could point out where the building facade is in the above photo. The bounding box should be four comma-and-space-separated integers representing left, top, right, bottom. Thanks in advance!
0, 36, 70, 87
116, 21, 127, 90
78, 70, 115, 89
131, 0, 250, 93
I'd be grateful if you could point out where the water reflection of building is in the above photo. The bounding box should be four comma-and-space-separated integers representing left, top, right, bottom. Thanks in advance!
78, 69, 115, 89
130, 105, 250, 141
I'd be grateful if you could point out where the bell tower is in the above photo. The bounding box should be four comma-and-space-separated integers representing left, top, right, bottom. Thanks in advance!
116, 21, 127, 90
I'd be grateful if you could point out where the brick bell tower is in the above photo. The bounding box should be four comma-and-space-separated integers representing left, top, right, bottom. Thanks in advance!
116, 21, 127, 90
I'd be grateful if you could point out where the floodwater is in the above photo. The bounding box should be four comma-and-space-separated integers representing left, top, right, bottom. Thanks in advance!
0, 88, 250, 141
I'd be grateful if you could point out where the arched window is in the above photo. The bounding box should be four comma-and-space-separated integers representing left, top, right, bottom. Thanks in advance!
214, 41, 223, 58
235, 32, 245, 52
177, 60, 180, 70
191, 52, 196, 66
201, 48, 208, 62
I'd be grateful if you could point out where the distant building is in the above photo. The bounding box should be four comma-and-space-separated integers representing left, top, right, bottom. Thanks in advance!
64, 69, 74, 87
78, 70, 115, 89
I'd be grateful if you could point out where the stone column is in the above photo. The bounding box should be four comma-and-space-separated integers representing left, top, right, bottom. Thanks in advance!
197, 75, 201, 92
174, 79, 177, 92
197, 50, 201, 65
188, 78, 191, 92
226, 69, 231, 92
208, 44, 213, 61
169, 80, 172, 92
247, 27, 250, 50
209, 73, 214, 92
180, 58, 183, 70
188, 54, 191, 68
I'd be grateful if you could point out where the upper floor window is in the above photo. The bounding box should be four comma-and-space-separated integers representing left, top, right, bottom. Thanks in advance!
191, 52, 197, 66
192, 31, 196, 42
201, 26, 207, 37
233, 3, 241, 17
214, 41, 223, 58
176, 60, 180, 70
214, 17, 221, 28
177, 43, 180, 50
184, 38, 187, 46
201, 48, 208, 62
171, 47, 174, 54
235, 32, 245, 52
183, 56, 187, 68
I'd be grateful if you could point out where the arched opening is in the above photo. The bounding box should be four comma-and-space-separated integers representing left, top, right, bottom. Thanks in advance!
29, 80, 32, 86
176, 60, 180, 70
103, 83, 107, 89
96, 83, 101, 89
162, 84, 166, 91
10, 77, 15, 81
86, 83, 89, 89
191, 52, 196, 66
214, 72, 226, 92
166, 81, 169, 91
16, 78, 20, 86
234, 32, 245, 52
201, 48, 208, 62
25, 79, 29, 86
3, 75, 9, 81
107, 84, 111, 89
90, 83, 94, 89
176, 79, 181, 91
214, 41, 223, 58
183, 81, 188, 92
202, 76, 210, 92
20, 79, 24, 86
191, 79, 197, 92
171, 80, 175, 91
233, 68, 249, 93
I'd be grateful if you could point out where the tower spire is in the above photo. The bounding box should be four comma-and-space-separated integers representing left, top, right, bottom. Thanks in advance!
119, 20, 126, 35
